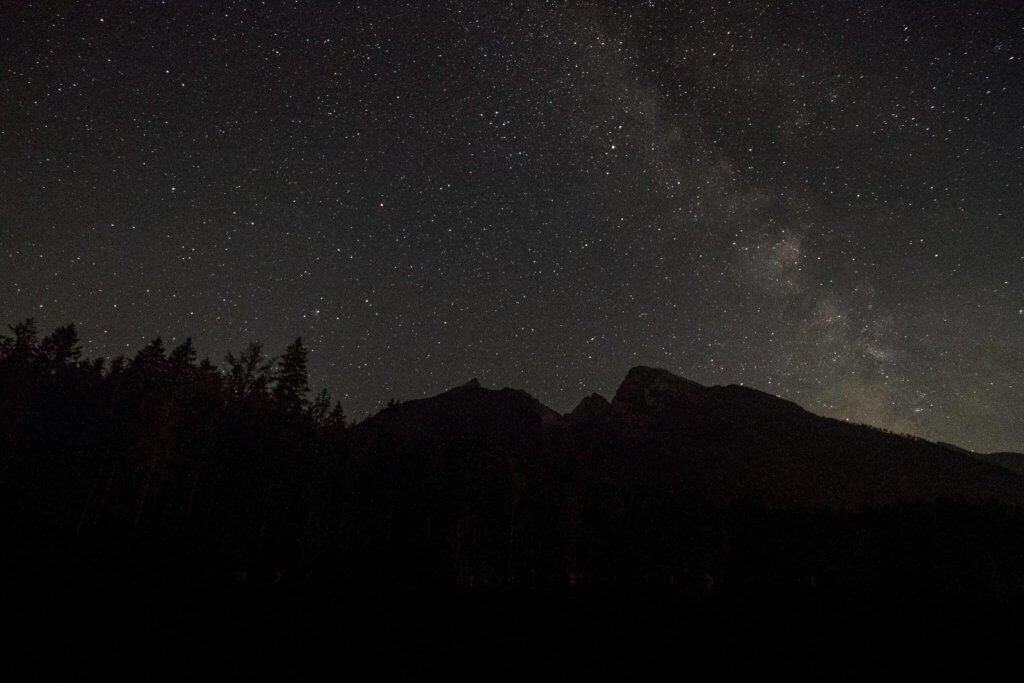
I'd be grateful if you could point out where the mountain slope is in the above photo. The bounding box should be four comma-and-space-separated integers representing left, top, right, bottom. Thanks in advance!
350, 377, 561, 448
970, 451, 1024, 477
350, 366, 1024, 511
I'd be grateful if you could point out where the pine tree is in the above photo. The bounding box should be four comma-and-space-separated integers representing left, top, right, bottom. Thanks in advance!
0, 318, 39, 363
40, 324, 81, 365
273, 337, 310, 415
225, 342, 273, 401
131, 337, 169, 378
309, 388, 332, 423
108, 355, 127, 376
327, 401, 347, 430
169, 337, 197, 374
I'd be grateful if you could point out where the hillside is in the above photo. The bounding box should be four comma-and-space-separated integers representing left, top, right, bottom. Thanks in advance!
349, 365, 1024, 511
5, 323, 1024, 678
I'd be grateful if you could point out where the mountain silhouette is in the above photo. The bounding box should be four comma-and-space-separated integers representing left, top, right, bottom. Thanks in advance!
938, 442, 1024, 478
347, 366, 1024, 511
7, 325, 1024, 678
566, 393, 613, 422
351, 377, 561, 448
976, 452, 1024, 476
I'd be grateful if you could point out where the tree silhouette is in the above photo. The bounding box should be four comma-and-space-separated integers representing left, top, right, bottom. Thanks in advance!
39, 324, 81, 365
169, 337, 197, 374
5, 314, 1024, 681
327, 400, 347, 430
309, 388, 332, 424
131, 337, 169, 377
0, 317, 39, 362
273, 337, 309, 415
225, 342, 273, 401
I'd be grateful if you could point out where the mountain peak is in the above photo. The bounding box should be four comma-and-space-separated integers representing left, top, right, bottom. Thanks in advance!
567, 393, 612, 421
612, 366, 703, 412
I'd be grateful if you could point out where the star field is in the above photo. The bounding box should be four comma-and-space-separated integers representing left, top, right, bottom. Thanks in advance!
2, 1, 1022, 452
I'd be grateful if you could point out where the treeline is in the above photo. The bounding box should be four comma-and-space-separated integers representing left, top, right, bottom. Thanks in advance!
4, 318, 1024, 600
1, 318, 348, 576
7, 319, 1024, 678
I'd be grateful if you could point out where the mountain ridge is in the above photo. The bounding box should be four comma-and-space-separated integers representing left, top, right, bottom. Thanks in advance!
346, 365, 1024, 511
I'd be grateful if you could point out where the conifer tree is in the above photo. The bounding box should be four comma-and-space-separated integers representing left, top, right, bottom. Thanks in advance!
0, 318, 39, 363
225, 342, 273, 401
273, 337, 310, 415
108, 355, 127, 376
169, 337, 197, 374
131, 337, 169, 378
309, 388, 332, 423
327, 401, 347, 430
40, 324, 81, 365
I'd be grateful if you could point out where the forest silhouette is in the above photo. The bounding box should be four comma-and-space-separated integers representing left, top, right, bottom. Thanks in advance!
5, 318, 1024, 679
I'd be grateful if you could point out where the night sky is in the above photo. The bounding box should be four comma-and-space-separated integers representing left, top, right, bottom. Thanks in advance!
3, 1, 1022, 453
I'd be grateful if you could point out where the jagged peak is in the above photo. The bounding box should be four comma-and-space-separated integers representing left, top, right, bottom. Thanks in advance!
356, 376, 561, 435
612, 366, 703, 411
622, 366, 702, 386
439, 377, 483, 395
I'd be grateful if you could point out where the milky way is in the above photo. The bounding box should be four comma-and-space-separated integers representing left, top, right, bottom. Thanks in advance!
2, 1, 1022, 452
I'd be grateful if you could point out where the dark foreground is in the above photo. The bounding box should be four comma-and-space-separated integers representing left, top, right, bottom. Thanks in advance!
7, 532, 1024, 681
5, 322, 1024, 678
